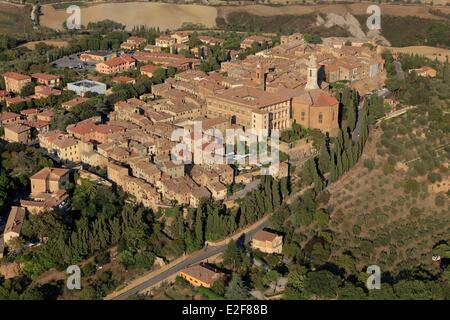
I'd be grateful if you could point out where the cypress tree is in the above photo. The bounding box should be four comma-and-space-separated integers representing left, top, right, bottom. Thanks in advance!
347, 98, 357, 132
272, 179, 281, 208
110, 217, 121, 245
195, 206, 205, 246
330, 151, 337, 182
238, 205, 247, 228
225, 273, 249, 300
318, 140, 330, 175
342, 149, 350, 172
280, 177, 290, 199
336, 147, 343, 177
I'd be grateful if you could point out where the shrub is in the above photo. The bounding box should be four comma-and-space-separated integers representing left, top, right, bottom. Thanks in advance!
94, 251, 111, 265
364, 159, 375, 171
434, 194, 446, 207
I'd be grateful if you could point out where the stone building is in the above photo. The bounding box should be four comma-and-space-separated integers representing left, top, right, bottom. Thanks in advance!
3, 72, 31, 94
251, 229, 283, 254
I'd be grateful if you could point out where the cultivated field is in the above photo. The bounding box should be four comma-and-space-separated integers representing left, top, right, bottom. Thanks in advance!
40, 2, 217, 31
325, 116, 449, 273
380, 45, 450, 62
0, 3, 32, 35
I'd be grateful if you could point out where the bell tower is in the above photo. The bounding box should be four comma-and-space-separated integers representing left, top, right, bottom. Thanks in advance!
255, 64, 266, 91
305, 55, 319, 90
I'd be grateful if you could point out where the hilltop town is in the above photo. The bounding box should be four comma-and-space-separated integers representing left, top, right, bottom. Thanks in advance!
0, 22, 448, 301
0, 32, 386, 215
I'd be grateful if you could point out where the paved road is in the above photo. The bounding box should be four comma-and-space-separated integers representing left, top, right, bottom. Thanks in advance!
228, 179, 260, 201
393, 60, 405, 80
111, 220, 268, 300
351, 96, 365, 142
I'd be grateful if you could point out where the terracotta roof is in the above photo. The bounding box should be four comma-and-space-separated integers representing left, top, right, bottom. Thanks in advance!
20, 108, 39, 115
38, 109, 53, 117
0, 112, 20, 121
35, 85, 61, 96
31, 73, 60, 81
95, 124, 124, 135
127, 98, 144, 106
67, 121, 97, 135
112, 76, 135, 83
141, 65, 160, 72
242, 35, 271, 44
127, 36, 147, 43
101, 55, 135, 68
308, 89, 338, 107
2, 72, 31, 81
31, 167, 69, 181
212, 85, 291, 109
23, 120, 50, 129
6, 97, 31, 105
157, 35, 174, 41
62, 97, 89, 108
295, 89, 338, 108
252, 229, 280, 242
180, 264, 223, 285
4, 123, 30, 133
4, 206, 25, 235
52, 136, 79, 149
0, 90, 10, 98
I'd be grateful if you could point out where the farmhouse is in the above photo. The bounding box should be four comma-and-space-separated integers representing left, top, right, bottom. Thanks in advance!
179, 264, 225, 288
251, 229, 283, 254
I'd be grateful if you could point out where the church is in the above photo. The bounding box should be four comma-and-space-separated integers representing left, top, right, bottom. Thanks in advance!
292, 55, 340, 137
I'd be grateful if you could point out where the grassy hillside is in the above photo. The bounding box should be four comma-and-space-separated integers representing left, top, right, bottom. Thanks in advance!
356, 14, 450, 48
216, 12, 351, 37
219, 11, 450, 48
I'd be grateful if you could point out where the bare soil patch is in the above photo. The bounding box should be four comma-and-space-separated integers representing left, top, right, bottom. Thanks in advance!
19, 40, 69, 50
40, 2, 217, 31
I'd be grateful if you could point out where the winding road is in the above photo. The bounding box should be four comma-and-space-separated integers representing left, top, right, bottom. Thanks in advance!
110, 216, 269, 300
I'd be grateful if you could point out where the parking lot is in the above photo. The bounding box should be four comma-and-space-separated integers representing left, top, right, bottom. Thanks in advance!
51, 53, 97, 71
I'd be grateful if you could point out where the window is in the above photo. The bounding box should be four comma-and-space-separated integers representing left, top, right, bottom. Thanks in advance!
318, 112, 323, 124
301, 112, 305, 121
